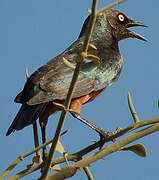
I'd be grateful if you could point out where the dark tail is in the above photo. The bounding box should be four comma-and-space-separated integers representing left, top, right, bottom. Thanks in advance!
6, 103, 47, 136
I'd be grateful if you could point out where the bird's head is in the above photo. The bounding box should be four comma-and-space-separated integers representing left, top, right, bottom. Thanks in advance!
79, 9, 147, 45
106, 9, 147, 42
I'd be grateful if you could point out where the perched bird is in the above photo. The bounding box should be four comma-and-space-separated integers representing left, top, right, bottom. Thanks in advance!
6, 9, 146, 147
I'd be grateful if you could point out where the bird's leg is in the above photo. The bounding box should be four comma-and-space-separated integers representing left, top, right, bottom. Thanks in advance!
70, 111, 112, 139
39, 103, 59, 162
39, 120, 48, 162
70, 96, 112, 145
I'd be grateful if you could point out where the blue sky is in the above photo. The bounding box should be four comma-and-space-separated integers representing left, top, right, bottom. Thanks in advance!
0, 0, 159, 179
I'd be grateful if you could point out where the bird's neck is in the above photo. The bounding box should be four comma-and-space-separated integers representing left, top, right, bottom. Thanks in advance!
78, 33, 119, 52
79, 13, 119, 53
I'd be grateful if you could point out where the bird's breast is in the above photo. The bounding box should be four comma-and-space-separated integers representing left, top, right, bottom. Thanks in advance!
81, 54, 123, 90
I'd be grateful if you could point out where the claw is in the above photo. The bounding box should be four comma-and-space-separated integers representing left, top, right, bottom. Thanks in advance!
98, 131, 114, 149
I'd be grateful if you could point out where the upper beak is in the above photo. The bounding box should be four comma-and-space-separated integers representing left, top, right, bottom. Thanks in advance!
126, 21, 147, 41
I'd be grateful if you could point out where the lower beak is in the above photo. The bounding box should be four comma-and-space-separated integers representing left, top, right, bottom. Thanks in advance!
126, 22, 147, 41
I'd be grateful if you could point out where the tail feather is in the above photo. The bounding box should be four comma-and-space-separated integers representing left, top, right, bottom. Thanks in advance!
6, 103, 46, 136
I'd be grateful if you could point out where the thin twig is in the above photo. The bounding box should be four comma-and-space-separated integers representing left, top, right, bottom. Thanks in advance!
23, 130, 68, 159
0, 131, 68, 179
0, 158, 22, 180
97, 0, 127, 14
88, 0, 127, 14
7, 163, 42, 180
82, 0, 98, 53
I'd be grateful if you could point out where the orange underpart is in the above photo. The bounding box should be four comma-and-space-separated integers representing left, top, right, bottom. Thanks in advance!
70, 94, 91, 114
39, 88, 106, 125
70, 88, 105, 114
14, 91, 23, 103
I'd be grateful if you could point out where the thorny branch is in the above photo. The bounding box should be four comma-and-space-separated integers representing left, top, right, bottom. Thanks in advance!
2, 0, 159, 180
39, 0, 99, 179
1, 115, 159, 180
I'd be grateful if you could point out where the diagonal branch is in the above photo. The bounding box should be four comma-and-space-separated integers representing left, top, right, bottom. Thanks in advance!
75, 123, 159, 168
39, 0, 98, 179
45, 123, 159, 179
4, 117, 159, 180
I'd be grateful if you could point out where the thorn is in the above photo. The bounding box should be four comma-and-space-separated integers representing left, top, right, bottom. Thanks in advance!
86, 54, 101, 66
25, 68, 29, 79
19, 155, 24, 161
60, 129, 69, 136
52, 102, 67, 111
87, 8, 91, 14
90, 43, 97, 50
63, 152, 69, 166
63, 57, 75, 70
128, 92, 140, 123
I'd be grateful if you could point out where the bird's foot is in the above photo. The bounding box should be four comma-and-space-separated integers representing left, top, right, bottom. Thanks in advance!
70, 111, 123, 149
97, 129, 114, 149
98, 127, 122, 149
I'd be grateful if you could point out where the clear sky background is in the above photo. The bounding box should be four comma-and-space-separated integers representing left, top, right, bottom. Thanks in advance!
0, 0, 158, 179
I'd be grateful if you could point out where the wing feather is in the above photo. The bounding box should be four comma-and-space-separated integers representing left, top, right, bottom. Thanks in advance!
27, 54, 98, 105
19, 39, 103, 105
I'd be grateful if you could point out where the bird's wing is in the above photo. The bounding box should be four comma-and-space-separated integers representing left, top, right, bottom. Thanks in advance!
26, 51, 99, 105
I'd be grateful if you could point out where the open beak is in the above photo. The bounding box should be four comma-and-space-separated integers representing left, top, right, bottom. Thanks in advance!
126, 21, 147, 41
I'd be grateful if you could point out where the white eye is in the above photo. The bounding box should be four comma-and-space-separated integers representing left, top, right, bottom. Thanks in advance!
118, 14, 125, 22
